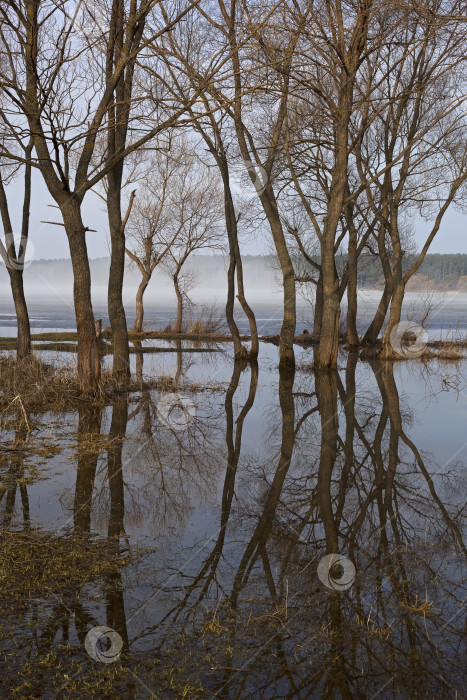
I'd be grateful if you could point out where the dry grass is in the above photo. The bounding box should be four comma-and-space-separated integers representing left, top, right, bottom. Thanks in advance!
0, 356, 135, 412
187, 304, 225, 335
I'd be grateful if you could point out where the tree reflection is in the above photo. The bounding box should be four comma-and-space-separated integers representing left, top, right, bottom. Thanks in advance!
2, 356, 466, 697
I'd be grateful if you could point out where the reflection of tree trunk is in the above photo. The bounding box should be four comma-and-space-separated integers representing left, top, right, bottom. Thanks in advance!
335, 352, 357, 524
74, 404, 103, 534
1, 422, 30, 528
174, 275, 183, 334
107, 397, 129, 539
133, 340, 144, 384
174, 339, 183, 389
134, 274, 150, 333
315, 367, 339, 551
106, 402, 130, 651
230, 365, 295, 606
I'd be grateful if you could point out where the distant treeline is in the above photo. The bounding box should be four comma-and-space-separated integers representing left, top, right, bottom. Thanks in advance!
354, 253, 467, 290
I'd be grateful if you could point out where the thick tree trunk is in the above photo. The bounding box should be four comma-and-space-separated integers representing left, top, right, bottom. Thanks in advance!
363, 280, 393, 345
10, 271, 31, 359
380, 280, 405, 358
133, 274, 150, 333
174, 276, 183, 334
107, 190, 130, 380
61, 200, 100, 393
315, 237, 340, 369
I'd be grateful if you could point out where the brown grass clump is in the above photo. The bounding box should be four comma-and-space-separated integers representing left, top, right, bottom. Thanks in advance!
0, 356, 128, 412
187, 305, 225, 335
0, 355, 83, 412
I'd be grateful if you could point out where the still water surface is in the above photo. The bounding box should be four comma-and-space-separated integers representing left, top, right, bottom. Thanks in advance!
0, 342, 466, 698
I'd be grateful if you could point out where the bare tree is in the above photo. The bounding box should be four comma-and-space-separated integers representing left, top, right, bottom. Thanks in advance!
125, 143, 188, 333
158, 151, 225, 333
353, 7, 467, 354
0, 0, 207, 391
0, 141, 32, 358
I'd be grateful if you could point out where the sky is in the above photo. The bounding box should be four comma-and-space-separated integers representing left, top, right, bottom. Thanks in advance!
4, 169, 466, 261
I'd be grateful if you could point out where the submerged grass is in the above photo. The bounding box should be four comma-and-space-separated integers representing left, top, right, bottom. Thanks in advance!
0, 530, 132, 616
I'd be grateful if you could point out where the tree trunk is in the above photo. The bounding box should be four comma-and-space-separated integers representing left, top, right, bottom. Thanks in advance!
261, 190, 296, 368
312, 271, 324, 340
134, 274, 150, 333
346, 226, 359, 347
61, 199, 100, 393
174, 276, 183, 334
0, 169, 32, 359
380, 279, 405, 358
315, 237, 340, 369
226, 253, 243, 356
107, 189, 130, 380
363, 280, 392, 345
223, 171, 257, 359
10, 271, 31, 359
235, 249, 258, 359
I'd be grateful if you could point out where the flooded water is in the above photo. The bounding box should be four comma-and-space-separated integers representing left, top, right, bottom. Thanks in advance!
0, 342, 466, 698
1, 289, 467, 339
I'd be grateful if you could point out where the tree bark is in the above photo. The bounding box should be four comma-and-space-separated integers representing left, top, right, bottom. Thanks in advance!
226, 250, 243, 356
174, 275, 183, 333
316, 234, 340, 369
0, 169, 31, 359
380, 279, 405, 357
222, 167, 258, 359
10, 272, 31, 359
61, 199, 101, 392
107, 190, 131, 380
346, 221, 359, 347
134, 274, 150, 333
312, 271, 324, 340
363, 280, 392, 345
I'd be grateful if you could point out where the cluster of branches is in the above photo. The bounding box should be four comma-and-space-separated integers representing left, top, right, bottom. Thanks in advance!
1, 0, 467, 390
